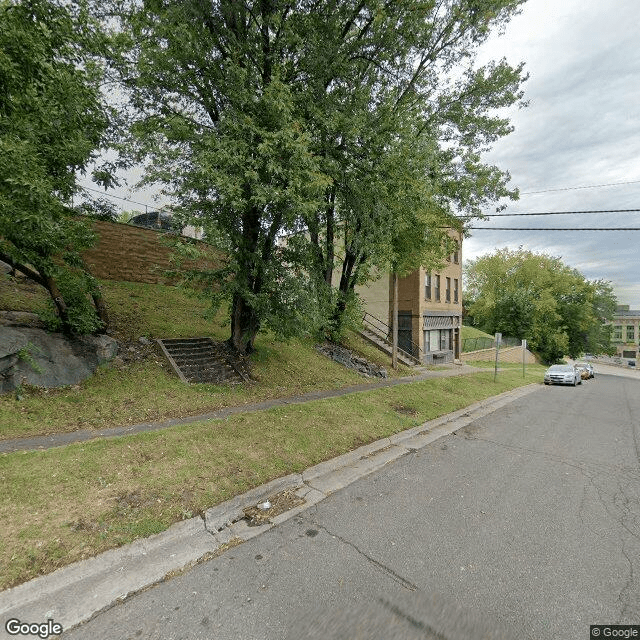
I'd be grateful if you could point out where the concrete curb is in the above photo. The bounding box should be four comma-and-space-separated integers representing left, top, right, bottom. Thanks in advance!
0, 383, 540, 638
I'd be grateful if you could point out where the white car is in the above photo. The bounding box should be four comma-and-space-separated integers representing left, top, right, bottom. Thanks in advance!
544, 364, 581, 386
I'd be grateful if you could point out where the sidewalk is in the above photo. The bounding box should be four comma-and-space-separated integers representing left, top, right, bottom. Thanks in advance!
0, 364, 484, 454
0, 383, 540, 638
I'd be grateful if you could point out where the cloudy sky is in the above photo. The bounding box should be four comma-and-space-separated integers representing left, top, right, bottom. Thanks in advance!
470, 0, 640, 306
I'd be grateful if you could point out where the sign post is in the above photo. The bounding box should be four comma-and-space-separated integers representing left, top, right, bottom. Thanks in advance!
494, 332, 502, 382
522, 339, 527, 378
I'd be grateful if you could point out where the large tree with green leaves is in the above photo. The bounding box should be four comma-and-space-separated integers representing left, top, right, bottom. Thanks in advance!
292, 0, 528, 335
104, 0, 527, 353
464, 248, 617, 362
0, 0, 113, 334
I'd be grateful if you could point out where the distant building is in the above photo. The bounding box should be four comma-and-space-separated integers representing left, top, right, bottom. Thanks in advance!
610, 305, 640, 359
129, 211, 203, 240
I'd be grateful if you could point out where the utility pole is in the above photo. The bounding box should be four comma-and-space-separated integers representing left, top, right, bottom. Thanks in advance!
494, 332, 501, 382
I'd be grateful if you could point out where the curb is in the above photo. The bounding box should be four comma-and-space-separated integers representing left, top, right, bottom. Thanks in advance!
0, 383, 540, 638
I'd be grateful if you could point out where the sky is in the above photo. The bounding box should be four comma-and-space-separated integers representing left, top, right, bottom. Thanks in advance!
470, 0, 640, 307
88, 0, 640, 307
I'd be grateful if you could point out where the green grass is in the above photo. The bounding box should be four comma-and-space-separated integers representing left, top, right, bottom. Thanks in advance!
0, 271, 545, 589
461, 325, 494, 341
0, 367, 545, 590
0, 274, 413, 440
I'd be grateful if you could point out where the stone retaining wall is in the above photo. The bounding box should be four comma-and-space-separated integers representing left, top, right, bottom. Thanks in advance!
83, 220, 218, 284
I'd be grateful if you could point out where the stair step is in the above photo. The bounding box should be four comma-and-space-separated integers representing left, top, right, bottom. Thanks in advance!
157, 337, 246, 384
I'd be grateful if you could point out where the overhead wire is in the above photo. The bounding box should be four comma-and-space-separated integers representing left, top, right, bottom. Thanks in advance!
467, 227, 640, 231
520, 179, 640, 195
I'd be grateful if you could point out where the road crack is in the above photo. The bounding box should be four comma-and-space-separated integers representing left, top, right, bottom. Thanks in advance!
314, 524, 418, 592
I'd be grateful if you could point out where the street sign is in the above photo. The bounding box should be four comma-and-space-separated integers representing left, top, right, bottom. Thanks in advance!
495, 332, 502, 345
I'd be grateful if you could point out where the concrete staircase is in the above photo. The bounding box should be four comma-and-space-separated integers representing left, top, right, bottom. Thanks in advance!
157, 337, 248, 384
359, 327, 419, 367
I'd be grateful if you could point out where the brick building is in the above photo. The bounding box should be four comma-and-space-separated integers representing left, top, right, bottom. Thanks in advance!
358, 231, 462, 364
610, 305, 640, 359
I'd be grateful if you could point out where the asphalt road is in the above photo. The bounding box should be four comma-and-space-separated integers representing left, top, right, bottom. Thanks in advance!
63, 374, 640, 640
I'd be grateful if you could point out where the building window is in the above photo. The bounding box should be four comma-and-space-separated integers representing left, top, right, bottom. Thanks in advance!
453, 248, 459, 264
434, 274, 440, 301
425, 273, 431, 300
454, 278, 459, 303
424, 328, 453, 353
627, 325, 635, 341
613, 325, 623, 342
445, 277, 451, 302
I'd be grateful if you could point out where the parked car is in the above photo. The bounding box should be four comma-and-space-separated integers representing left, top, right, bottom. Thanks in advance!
544, 364, 581, 386
574, 362, 594, 379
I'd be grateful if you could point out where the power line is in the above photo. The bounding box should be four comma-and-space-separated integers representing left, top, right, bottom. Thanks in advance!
460, 208, 640, 219
490, 208, 640, 216
81, 185, 164, 212
468, 227, 640, 231
520, 180, 640, 195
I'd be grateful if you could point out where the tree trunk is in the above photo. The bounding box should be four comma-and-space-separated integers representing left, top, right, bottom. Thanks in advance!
228, 291, 260, 354
91, 290, 109, 332
42, 273, 74, 335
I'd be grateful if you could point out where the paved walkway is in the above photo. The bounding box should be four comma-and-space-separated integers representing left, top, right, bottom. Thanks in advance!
0, 364, 485, 454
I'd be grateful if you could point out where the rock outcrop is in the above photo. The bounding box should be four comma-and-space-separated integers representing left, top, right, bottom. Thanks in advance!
0, 327, 118, 393
316, 343, 388, 378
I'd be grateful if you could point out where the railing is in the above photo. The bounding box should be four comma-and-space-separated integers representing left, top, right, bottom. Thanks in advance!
362, 312, 423, 363
461, 336, 522, 353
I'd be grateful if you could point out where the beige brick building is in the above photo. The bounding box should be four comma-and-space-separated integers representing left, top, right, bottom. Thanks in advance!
610, 305, 640, 358
358, 231, 462, 364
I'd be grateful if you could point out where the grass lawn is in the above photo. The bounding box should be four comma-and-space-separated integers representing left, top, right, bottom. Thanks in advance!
0, 366, 545, 590
0, 274, 413, 441
461, 325, 494, 341
1, 271, 546, 590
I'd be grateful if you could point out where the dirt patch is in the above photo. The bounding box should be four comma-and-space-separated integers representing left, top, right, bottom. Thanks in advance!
242, 488, 305, 526
392, 404, 419, 417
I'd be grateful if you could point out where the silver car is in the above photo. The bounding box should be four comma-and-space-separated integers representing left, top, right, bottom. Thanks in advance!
544, 364, 581, 386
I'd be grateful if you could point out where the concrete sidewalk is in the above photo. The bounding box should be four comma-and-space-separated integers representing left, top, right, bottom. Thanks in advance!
0, 364, 485, 454
0, 383, 539, 639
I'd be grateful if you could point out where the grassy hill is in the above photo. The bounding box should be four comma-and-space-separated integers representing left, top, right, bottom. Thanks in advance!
0, 270, 546, 591
0, 272, 414, 440
461, 325, 496, 352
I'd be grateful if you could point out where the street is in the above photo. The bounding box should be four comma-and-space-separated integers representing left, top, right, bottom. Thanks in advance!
63, 373, 640, 639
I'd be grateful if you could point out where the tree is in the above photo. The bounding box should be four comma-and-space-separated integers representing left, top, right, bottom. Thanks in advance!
0, 0, 113, 334
104, 0, 526, 353
464, 248, 617, 363
105, 0, 331, 353
294, 1, 528, 334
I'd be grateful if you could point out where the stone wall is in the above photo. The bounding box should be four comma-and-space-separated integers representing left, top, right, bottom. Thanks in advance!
83, 220, 218, 284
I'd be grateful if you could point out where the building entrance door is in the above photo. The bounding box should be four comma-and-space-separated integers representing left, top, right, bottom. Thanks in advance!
398, 312, 414, 356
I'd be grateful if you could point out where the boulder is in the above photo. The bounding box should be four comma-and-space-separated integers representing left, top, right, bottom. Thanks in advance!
0, 327, 118, 394
315, 343, 388, 379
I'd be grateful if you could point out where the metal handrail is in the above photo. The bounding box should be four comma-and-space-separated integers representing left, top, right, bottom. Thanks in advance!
362, 312, 423, 363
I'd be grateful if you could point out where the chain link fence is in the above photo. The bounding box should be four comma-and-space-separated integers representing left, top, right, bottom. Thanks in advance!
461, 336, 522, 353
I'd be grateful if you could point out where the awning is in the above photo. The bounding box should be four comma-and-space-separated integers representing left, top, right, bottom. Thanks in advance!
423, 316, 457, 330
